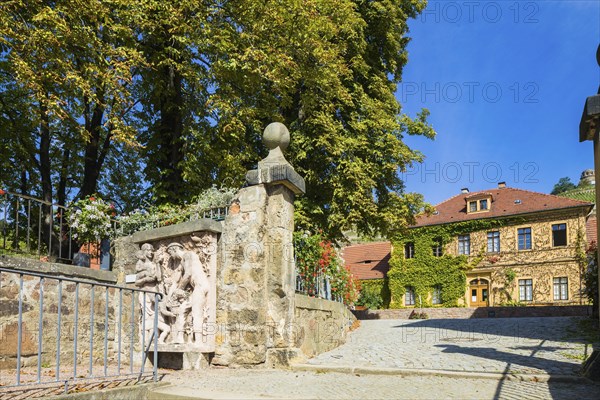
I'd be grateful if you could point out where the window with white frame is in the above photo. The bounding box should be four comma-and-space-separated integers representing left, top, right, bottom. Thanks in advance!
519, 279, 533, 301
432, 285, 442, 305
405, 286, 415, 306
487, 231, 500, 253
553, 277, 568, 300
458, 234, 470, 255
432, 238, 443, 257
404, 242, 415, 259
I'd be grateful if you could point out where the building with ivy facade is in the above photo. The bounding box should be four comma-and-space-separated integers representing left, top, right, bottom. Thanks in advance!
389, 182, 594, 308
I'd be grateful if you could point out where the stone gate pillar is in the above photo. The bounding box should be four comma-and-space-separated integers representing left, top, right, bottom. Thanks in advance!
214, 123, 305, 367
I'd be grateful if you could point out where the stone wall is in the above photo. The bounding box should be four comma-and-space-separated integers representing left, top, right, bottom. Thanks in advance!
294, 294, 356, 358
0, 257, 140, 371
354, 305, 593, 320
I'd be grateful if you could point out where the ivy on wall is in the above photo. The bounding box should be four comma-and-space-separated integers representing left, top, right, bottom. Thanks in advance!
387, 219, 518, 308
356, 278, 391, 309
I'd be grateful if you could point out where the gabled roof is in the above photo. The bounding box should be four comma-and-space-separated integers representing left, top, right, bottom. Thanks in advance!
414, 187, 594, 228
342, 241, 390, 280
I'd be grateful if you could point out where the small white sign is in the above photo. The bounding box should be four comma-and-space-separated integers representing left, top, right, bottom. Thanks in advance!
125, 274, 137, 283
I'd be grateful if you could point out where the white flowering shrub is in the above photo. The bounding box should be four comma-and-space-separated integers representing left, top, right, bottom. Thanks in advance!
116, 186, 236, 236
67, 196, 115, 243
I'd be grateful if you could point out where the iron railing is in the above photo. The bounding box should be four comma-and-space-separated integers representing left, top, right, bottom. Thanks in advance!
0, 190, 81, 263
295, 269, 343, 303
0, 267, 162, 392
0, 190, 229, 266
114, 206, 229, 237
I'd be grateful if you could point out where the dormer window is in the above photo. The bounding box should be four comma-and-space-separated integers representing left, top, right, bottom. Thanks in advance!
469, 201, 477, 212
465, 194, 492, 214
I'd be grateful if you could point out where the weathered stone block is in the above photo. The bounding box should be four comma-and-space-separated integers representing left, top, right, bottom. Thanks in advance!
0, 284, 19, 300
0, 299, 32, 315
0, 321, 38, 357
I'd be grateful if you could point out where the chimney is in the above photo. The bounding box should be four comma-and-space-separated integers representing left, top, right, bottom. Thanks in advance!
461, 188, 469, 194
498, 182, 506, 189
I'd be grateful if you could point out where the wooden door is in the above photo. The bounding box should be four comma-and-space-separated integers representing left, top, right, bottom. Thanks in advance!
469, 278, 489, 307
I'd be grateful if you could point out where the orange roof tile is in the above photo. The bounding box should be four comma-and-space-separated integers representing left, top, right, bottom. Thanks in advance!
342, 242, 391, 280
415, 187, 593, 227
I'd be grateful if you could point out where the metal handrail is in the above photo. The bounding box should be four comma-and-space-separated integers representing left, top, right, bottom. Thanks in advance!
0, 267, 163, 392
0, 190, 78, 263
113, 206, 230, 237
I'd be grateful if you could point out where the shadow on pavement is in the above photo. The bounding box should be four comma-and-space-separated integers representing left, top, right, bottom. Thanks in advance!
391, 318, 599, 399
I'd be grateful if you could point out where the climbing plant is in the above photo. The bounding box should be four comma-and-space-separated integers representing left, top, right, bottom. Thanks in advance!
294, 231, 360, 305
355, 278, 391, 309
387, 218, 519, 308
583, 241, 599, 320
496, 268, 525, 306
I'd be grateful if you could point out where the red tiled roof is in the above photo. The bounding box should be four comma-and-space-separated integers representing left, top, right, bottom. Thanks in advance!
342, 242, 391, 280
587, 215, 597, 246
415, 187, 594, 227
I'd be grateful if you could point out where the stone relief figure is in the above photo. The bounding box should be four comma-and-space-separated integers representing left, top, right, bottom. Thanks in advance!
166, 288, 192, 343
134, 235, 215, 348
134, 244, 164, 344
166, 242, 210, 344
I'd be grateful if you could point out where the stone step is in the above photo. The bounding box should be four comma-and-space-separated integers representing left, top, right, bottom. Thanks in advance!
147, 385, 276, 400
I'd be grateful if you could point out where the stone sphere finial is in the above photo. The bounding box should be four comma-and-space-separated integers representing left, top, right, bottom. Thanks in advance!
263, 122, 290, 151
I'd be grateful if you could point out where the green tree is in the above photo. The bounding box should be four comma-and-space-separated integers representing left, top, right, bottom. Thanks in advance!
2, 0, 435, 242
198, 0, 435, 239
134, 0, 213, 203
1, 0, 144, 204
551, 177, 576, 195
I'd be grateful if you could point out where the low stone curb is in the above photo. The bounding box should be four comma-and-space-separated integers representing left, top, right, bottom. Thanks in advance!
291, 363, 590, 384
148, 384, 277, 400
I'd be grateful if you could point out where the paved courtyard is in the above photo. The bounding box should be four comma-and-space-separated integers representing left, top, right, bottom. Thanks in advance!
158, 368, 600, 400
155, 316, 600, 399
3, 316, 598, 399
305, 317, 597, 376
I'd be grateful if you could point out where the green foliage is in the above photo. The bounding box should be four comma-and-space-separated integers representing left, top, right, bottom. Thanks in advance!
499, 300, 526, 307
1, 0, 434, 240
388, 219, 512, 308
408, 311, 429, 319
1, 0, 146, 205
67, 195, 115, 243
294, 231, 360, 305
584, 242, 599, 319
504, 268, 516, 283
356, 279, 391, 309
116, 186, 236, 235
551, 177, 577, 195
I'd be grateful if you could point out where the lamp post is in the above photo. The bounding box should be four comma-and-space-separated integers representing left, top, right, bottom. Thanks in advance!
579, 44, 600, 380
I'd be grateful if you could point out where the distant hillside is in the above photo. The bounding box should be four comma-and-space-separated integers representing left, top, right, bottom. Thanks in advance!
557, 186, 595, 203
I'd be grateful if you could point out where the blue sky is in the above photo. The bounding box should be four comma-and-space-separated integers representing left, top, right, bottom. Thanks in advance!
398, 0, 600, 205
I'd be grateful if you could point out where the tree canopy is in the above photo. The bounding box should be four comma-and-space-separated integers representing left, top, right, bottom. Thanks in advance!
1, 0, 435, 240
551, 177, 577, 195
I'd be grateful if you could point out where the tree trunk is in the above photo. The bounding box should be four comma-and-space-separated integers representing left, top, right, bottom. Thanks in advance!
57, 148, 70, 207
156, 64, 185, 203
38, 98, 54, 256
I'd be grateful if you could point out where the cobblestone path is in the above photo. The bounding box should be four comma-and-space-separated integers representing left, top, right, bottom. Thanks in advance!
159, 368, 600, 399
306, 317, 595, 376
156, 317, 600, 399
